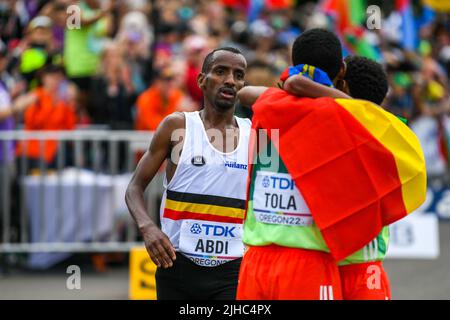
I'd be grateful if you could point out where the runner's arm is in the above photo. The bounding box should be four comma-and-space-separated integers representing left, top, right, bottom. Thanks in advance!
283, 75, 351, 99
237, 86, 269, 109
237, 75, 350, 109
125, 113, 184, 268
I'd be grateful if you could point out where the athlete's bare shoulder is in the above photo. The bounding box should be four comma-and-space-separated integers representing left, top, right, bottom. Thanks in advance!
161, 112, 186, 132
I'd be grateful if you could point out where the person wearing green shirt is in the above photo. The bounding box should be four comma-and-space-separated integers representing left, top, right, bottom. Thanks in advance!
64, 0, 113, 119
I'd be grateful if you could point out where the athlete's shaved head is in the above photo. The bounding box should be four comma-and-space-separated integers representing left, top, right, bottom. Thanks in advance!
201, 47, 244, 73
291, 28, 343, 80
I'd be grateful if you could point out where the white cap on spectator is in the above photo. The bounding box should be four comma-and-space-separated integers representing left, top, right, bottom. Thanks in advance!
28, 15, 53, 30
119, 11, 153, 45
184, 35, 207, 53
250, 20, 275, 39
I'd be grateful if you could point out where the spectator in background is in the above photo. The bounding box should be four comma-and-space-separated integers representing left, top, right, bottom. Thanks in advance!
0, 40, 38, 158
116, 10, 153, 95
64, 0, 114, 122
90, 42, 135, 130
1, 42, 37, 168
1, 41, 37, 241
18, 15, 58, 88
40, 0, 71, 51
0, 0, 26, 46
386, 72, 417, 120
182, 35, 207, 106
16, 65, 77, 168
135, 67, 185, 131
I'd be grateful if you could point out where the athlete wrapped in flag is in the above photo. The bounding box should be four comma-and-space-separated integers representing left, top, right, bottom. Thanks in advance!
279, 56, 395, 300
236, 29, 426, 300
238, 29, 348, 300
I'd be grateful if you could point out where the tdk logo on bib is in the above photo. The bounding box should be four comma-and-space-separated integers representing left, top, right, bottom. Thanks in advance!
190, 223, 202, 234
261, 175, 295, 190
190, 223, 236, 238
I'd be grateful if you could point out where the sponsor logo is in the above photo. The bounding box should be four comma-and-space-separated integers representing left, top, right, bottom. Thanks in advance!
190, 223, 202, 234
260, 175, 295, 190
262, 176, 270, 188
191, 155, 206, 166
192, 223, 236, 238
224, 161, 247, 170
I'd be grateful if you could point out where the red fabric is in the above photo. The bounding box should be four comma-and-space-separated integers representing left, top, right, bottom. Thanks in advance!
266, 0, 292, 9
250, 88, 407, 260
438, 118, 449, 164
339, 261, 392, 300
163, 208, 243, 224
321, 0, 352, 34
220, 0, 249, 9
396, 0, 408, 11
184, 62, 203, 105
279, 68, 290, 82
237, 245, 343, 300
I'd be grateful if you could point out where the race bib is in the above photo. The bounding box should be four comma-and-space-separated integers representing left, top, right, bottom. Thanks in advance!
253, 171, 313, 226
179, 220, 244, 267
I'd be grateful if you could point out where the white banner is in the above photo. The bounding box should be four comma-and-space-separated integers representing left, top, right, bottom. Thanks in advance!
386, 214, 440, 259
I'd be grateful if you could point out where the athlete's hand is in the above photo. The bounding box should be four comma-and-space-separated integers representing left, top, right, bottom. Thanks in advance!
141, 224, 177, 268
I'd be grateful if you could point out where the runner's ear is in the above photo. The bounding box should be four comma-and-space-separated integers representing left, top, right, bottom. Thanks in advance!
335, 60, 347, 84
197, 73, 206, 90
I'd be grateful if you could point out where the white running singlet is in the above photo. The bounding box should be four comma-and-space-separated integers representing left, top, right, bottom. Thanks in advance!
160, 111, 251, 267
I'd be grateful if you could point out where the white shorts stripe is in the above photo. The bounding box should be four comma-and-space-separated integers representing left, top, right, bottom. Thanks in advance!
320, 285, 334, 300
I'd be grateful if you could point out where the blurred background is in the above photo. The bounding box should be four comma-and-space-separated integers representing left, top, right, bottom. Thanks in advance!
0, 0, 449, 300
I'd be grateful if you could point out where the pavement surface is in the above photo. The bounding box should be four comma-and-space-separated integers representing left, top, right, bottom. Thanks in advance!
0, 223, 449, 300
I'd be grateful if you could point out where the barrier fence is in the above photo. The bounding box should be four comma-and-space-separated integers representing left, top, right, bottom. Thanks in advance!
1, 129, 447, 268
0, 130, 160, 258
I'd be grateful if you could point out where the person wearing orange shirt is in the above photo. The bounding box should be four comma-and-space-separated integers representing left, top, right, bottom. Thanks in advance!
135, 68, 184, 131
17, 65, 77, 167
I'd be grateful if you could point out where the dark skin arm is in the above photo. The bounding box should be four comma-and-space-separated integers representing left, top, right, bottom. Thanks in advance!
125, 112, 184, 268
284, 74, 351, 99
237, 86, 269, 107
237, 75, 351, 107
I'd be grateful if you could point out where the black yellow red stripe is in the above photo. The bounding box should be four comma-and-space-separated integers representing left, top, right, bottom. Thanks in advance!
163, 190, 246, 222
166, 190, 245, 209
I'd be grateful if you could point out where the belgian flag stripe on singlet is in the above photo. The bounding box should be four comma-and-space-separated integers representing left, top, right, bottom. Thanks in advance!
163, 190, 246, 223
166, 190, 245, 209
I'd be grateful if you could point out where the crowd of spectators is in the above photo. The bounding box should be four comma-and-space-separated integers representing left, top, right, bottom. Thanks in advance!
0, 0, 449, 179
1, 0, 450, 270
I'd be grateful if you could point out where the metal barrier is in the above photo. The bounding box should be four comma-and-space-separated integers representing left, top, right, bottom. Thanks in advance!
0, 130, 161, 255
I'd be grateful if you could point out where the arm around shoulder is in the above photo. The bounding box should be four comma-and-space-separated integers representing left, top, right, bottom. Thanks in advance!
237, 86, 269, 108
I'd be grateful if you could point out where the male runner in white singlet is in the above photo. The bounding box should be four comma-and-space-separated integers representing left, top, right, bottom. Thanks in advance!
125, 47, 250, 299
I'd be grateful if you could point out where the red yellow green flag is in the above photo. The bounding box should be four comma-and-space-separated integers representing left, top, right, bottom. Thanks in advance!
250, 88, 427, 260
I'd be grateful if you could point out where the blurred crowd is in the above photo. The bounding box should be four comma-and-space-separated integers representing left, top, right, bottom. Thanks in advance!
0, 0, 450, 181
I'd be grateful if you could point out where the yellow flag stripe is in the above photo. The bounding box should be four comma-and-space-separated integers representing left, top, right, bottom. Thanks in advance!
308, 65, 316, 80
335, 98, 427, 213
423, 0, 450, 12
165, 199, 246, 219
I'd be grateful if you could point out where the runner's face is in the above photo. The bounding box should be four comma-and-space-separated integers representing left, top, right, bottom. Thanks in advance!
199, 51, 246, 112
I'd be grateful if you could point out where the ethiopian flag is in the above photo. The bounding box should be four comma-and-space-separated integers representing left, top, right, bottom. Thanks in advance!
249, 88, 427, 260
